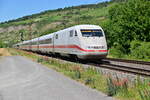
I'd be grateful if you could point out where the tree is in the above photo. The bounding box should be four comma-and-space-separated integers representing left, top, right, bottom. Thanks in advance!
0, 40, 7, 48
108, 0, 150, 53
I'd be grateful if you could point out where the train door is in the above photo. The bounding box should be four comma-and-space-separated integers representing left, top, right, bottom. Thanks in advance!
67, 29, 76, 54
37, 38, 39, 52
53, 33, 59, 53
68, 29, 80, 54
52, 35, 55, 53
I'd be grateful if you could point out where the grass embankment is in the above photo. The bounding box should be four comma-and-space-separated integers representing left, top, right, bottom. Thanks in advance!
9, 48, 150, 100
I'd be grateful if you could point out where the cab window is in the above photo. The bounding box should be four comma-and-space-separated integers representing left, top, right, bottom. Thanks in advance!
81, 29, 103, 37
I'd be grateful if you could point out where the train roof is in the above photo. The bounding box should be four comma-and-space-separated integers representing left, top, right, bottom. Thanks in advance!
37, 33, 53, 41
51, 24, 102, 34
62, 24, 101, 30
74, 24, 101, 28
16, 24, 102, 45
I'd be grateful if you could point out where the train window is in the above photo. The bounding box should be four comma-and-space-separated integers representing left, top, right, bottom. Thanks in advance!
38, 38, 51, 44
32, 42, 37, 45
75, 30, 78, 36
81, 29, 103, 37
45, 38, 52, 44
26, 43, 30, 45
55, 34, 58, 39
49, 38, 52, 43
39, 40, 42, 44
70, 30, 73, 37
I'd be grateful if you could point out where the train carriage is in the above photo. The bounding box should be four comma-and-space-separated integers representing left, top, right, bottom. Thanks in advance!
37, 34, 53, 53
14, 25, 108, 59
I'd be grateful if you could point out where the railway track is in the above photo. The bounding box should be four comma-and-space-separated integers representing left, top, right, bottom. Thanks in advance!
50, 55, 150, 77
94, 58, 150, 77
103, 58, 150, 65
22, 50, 150, 77
96, 63, 150, 77
56, 56, 150, 77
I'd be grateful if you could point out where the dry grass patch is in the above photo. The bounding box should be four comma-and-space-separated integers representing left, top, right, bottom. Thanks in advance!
0, 48, 11, 56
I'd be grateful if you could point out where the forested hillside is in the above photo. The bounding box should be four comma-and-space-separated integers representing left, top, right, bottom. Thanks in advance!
0, 0, 149, 60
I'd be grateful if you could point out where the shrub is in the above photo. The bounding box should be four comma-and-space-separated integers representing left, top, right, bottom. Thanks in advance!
106, 76, 129, 96
107, 77, 118, 96
85, 77, 96, 88
83, 68, 99, 88
130, 41, 150, 59
109, 44, 125, 58
75, 71, 81, 79
37, 58, 43, 63
71, 66, 83, 79
135, 77, 150, 100
138, 90, 150, 100
43, 56, 50, 63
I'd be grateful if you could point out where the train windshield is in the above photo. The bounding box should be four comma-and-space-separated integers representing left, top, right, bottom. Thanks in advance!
81, 29, 103, 37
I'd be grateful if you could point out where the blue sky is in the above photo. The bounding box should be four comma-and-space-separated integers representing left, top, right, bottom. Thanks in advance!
0, 0, 110, 22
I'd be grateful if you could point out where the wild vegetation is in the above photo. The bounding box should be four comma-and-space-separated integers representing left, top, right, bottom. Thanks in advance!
105, 0, 150, 61
9, 48, 150, 100
0, 0, 150, 61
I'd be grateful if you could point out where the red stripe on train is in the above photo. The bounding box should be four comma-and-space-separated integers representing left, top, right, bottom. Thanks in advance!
21, 45, 108, 52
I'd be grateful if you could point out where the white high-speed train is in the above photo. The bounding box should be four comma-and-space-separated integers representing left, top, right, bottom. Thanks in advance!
14, 25, 108, 59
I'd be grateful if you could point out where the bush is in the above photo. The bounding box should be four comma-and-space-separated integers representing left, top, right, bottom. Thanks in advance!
130, 41, 150, 59
0, 41, 8, 48
108, 0, 150, 44
37, 58, 44, 63
135, 77, 150, 100
107, 77, 118, 96
106, 76, 129, 96
109, 44, 125, 58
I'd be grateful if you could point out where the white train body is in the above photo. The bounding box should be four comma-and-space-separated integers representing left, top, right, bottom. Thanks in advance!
14, 25, 108, 59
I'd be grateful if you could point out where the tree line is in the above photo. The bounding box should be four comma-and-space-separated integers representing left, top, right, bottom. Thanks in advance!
103, 0, 150, 59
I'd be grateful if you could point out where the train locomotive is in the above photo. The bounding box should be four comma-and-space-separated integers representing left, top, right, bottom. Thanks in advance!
14, 25, 108, 59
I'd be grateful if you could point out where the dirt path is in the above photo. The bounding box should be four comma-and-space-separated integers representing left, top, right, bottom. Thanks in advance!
0, 48, 11, 56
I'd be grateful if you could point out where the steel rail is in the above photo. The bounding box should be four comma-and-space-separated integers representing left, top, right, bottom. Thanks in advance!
97, 63, 150, 77
103, 58, 150, 65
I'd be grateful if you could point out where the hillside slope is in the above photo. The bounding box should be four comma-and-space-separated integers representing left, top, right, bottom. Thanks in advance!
0, 1, 115, 47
